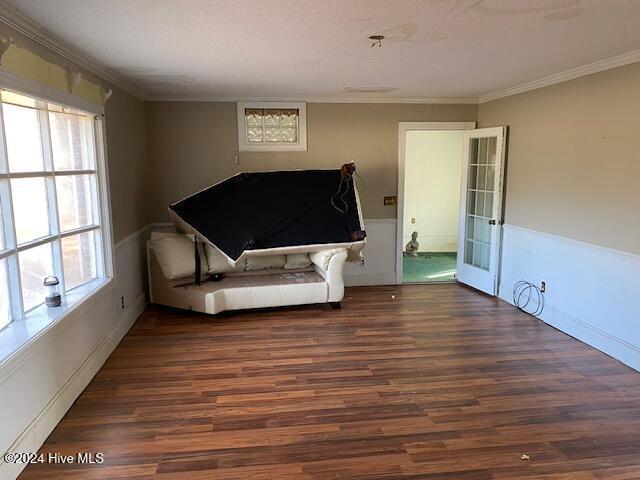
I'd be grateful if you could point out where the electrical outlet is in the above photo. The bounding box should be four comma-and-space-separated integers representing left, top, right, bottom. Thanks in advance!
121, 296, 125, 309
360, 258, 366, 267
540, 281, 546, 293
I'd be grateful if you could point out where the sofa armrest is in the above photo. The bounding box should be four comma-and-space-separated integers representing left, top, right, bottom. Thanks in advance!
310, 248, 348, 303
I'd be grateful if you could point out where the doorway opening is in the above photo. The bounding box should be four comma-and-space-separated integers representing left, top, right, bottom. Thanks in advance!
397, 122, 475, 284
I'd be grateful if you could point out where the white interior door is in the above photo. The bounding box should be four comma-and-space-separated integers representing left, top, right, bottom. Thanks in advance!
456, 127, 506, 295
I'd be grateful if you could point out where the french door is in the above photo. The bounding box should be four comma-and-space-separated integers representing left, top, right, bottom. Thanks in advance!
456, 127, 506, 295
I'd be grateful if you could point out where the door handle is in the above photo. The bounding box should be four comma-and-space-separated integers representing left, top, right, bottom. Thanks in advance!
488, 219, 496, 225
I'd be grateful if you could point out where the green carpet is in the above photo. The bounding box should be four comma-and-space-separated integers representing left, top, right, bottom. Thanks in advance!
403, 252, 457, 283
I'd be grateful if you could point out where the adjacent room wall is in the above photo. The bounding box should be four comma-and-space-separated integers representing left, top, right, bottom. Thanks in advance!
0, 24, 150, 479
479, 62, 640, 371
403, 130, 463, 252
146, 101, 477, 222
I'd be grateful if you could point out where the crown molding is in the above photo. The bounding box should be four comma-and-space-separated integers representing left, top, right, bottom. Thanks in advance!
300, 96, 479, 104
0, 1, 145, 100
146, 95, 480, 104
479, 48, 640, 104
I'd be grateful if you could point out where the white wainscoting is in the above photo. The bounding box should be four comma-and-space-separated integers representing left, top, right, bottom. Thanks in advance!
0, 226, 150, 480
147, 220, 399, 288
498, 224, 640, 372
345, 219, 397, 286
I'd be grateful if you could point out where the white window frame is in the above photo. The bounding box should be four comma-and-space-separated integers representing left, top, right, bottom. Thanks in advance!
237, 101, 307, 152
0, 69, 114, 331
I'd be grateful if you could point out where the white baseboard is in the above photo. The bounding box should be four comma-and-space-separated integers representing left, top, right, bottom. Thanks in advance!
0, 292, 146, 480
499, 285, 640, 372
499, 224, 640, 372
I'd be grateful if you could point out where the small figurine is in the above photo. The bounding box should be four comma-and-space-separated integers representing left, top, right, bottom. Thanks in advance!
405, 231, 419, 257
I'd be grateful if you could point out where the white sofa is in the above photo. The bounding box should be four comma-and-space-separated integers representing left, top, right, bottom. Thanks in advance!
147, 234, 351, 315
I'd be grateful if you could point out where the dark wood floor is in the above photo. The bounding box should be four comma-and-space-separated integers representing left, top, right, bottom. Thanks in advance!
20, 284, 640, 479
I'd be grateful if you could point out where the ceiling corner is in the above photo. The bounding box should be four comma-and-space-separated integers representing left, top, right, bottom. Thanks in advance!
0, 0, 147, 100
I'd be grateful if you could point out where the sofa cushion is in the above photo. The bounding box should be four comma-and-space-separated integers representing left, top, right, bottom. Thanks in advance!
196, 271, 328, 314
245, 255, 286, 271
284, 253, 311, 270
205, 243, 246, 273
309, 248, 345, 271
149, 231, 208, 281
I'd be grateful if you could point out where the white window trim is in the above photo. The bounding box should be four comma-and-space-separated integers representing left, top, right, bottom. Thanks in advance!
237, 101, 307, 152
0, 68, 115, 335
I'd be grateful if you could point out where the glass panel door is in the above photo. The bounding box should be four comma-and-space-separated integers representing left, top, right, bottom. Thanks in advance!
463, 136, 496, 271
456, 127, 506, 295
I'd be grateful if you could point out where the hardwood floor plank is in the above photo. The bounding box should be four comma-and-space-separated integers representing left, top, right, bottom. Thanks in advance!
18, 284, 640, 479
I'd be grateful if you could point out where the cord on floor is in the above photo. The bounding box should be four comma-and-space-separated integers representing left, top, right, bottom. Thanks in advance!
513, 280, 545, 316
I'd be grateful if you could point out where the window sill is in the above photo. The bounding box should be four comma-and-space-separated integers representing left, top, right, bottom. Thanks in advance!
238, 144, 308, 152
0, 277, 113, 367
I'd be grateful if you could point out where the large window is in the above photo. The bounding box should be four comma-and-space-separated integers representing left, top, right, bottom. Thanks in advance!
0, 89, 109, 330
237, 102, 307, 151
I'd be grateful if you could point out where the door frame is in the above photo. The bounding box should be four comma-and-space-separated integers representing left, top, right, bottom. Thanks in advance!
396, 122, 476, 285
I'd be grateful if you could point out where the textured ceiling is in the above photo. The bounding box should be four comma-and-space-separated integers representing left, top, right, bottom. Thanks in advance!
5, 0, 640, 100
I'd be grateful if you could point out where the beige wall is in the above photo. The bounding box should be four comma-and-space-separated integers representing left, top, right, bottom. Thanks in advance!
146, 102, 477, 222
479, 62, 640, 255
104, 88, 149, 242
